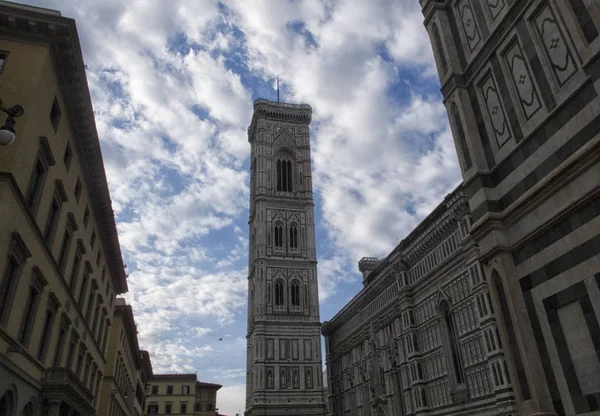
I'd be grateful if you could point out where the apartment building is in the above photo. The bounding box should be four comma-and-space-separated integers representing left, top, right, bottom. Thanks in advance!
0, 1, 128, 415
146, 374, 222, 416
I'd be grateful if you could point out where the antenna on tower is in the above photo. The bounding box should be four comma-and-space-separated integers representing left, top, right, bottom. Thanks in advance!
277, 76, 280, 102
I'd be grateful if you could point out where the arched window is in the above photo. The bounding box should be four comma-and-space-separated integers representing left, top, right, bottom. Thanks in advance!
276, 159, 293, 192
274, 224, 283, 248
0, 389, 15, 416
290, 281, 300, 307
275, 280, 284, 306
432, 23, 448, 73
22, 401, 34, 416
440, 300, 463, 384
289, 224, 298, 249
450, 103, 473, 170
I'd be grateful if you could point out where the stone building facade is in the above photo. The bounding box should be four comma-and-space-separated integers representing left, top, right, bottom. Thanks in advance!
322, 0, 600, 415
245, 100, 326, 415
0, 2, 130, 415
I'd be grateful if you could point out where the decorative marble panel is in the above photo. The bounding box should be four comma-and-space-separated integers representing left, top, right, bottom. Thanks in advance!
486, 0, 506, 20
292, 339, 299, 360
458, 0, 482, 52
267, 339, 274, 360
305, 339, 312, 360
306, 367, 314, 388
533, 4, 578, 87
280, 367, 288, 389
292, 367, 300, 388
267, 366, 274, 388
504, 40, 542, 120
480, 72, 512, 147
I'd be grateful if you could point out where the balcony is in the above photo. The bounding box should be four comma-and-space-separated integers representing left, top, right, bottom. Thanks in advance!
41, 368, 95, 415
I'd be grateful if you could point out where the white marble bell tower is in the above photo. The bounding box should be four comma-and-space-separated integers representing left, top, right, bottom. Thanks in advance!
245, 99, 326, 416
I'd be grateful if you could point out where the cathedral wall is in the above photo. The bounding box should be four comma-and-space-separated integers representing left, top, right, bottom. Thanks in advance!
322, 189, 519, 416
417, 0, 600, 415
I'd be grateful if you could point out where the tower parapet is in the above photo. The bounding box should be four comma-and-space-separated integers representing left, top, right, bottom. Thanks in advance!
358, 257, 379, 285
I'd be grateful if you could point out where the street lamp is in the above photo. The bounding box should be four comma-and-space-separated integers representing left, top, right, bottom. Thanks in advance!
0, 99, 25, 146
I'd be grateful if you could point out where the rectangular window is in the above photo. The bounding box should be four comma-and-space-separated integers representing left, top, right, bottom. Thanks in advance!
151, 385, 158, 395
50, 96, 61, 132
18, 285, 41, 346
0, 256, 21, 325
74, 178, 82, 202
85, 292, 95, 323
147, 404, 158, 414
101, 322, 109, 353
83, 354, 92, 386
165, 403, 172, 414
75, 343, 85, 377
37, 307, 56, 363
69, 252, 82, 294
167, 385, 173, 394
182, 385, 190, 394
91, 303, 101, 335
26, 158, 47, 211
180, 403, 187, 413
78, 268, 90, 307
0, 51, 8, 73
53, 317, 68, 367
66, 335, 77, 370
17, 271, 46, 347
96, 311, 106, 342
57, 229, 72, 273
63, 142, 73, 170
194, 403, 201, 411
207, 403, 213, 410
83, 206, 90, 228
43, 198, 61, 244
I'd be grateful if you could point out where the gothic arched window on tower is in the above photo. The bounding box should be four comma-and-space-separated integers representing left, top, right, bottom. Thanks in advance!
274, 224, 283, 249
276, 158, 293, 192
275, 280, 284, 307
289, 224, 298, 250
290, 281, 300, 309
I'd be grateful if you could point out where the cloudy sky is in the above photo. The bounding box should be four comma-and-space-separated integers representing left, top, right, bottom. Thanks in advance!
24, 0, 462, 413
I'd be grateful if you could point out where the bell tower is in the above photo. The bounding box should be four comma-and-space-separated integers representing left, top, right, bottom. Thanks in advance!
245, 99, 326, 416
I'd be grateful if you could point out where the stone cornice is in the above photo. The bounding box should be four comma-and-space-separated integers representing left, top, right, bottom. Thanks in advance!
248, 99, 312, 141
0, 3, 128, 294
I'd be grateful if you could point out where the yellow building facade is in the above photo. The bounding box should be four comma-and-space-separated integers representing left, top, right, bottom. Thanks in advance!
145, 375, 222, 416
98, 299, 150, 416
0, 1, 128, 415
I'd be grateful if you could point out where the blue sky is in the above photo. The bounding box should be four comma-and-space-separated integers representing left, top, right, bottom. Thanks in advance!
23, 0, 463, 413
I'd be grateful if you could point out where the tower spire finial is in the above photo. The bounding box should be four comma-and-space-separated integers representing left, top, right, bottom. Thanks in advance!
276, 76, 280, 102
